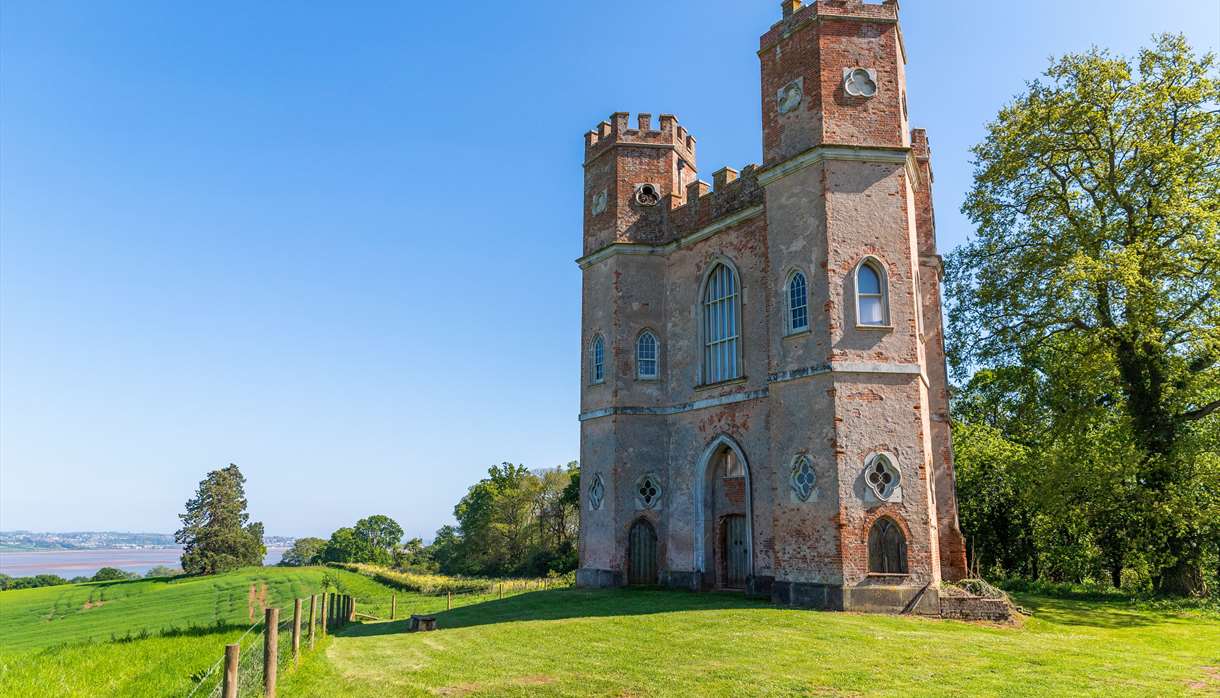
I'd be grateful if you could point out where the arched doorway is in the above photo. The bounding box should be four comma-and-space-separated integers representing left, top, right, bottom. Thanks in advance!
694, 435, 753, 590
627, 519, 658, 585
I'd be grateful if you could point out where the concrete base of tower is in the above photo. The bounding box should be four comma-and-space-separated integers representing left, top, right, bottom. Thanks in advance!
575, 567, 622, 588
772, 581, 941, 615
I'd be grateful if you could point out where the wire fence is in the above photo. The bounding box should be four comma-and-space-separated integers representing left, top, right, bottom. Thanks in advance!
183, 576, 576, 696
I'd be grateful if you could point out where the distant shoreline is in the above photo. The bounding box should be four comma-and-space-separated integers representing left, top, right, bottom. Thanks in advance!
0, 547, 289, 577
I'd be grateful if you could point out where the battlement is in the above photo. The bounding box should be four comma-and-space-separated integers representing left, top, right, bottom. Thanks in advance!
584, 112, 696, 166
667, 163, 765, 240
762, 0, 898, 49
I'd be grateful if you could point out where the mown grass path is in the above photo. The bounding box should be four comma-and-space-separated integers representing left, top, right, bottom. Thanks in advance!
281, 588, 1220, 697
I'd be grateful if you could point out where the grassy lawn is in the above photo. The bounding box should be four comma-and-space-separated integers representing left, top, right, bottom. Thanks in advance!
0, 565, 552, 697
280, 588, 1220, 697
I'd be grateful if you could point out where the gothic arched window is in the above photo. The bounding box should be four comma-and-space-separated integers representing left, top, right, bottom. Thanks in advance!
636, 331, 658, 380
868, 517, 908, 574
702, 262, 741, 384
591, 334, 605, 384
787, 270, 809, 334
856, 259, 889, 326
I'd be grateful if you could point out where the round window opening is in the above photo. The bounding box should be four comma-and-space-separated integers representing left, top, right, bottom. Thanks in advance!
635, 184, 660, 207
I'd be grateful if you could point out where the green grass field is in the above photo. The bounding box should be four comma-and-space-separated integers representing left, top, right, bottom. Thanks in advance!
280, 588, 1220, 698
0, 565, 553, 697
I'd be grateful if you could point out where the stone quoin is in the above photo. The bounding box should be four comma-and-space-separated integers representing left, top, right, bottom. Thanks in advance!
576, 0, 969, 614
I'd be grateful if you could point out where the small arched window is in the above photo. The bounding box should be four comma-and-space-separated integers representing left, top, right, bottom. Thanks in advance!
636, 331, 658, 380
702, 263, 741, 384
787, 270, 809, 333
856, 260, 889, 326
868, 517, 908, 574
591, 335, 605, 384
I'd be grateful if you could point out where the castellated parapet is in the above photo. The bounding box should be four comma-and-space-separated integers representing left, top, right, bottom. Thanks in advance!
576, 0, 970, 617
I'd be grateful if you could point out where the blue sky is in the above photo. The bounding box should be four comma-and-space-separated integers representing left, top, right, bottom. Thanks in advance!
2, 1, 1217, 540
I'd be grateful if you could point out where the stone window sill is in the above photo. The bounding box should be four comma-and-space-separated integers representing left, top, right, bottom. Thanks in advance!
855, 323, 894, 331
695, 376, 748, 392
866, 572, 909, 580
784, 328, 811, 340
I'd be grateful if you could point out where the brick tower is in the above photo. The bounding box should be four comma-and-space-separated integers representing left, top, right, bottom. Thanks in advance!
576, 0, 968, 614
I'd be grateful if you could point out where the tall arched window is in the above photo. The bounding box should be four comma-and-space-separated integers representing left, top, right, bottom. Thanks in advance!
787, 270, 809, 333
856, 259, 889, 326
591, 334, 605, 384
636, 331, 658, 380
868, 517, 908, 574
702, 263, 740, 384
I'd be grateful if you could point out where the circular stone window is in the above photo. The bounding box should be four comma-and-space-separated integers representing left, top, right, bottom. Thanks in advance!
634, 183, 660, 207
843, 68, 878, 98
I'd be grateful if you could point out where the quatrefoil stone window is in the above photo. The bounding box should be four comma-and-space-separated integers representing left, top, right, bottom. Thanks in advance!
790, 455, 816, 502
777, 78, 803, 115
864, 454, 900, 501
591, 189, 608, 216
843, 68, 878, 98
636, 474, 661, 509
588, 473, 605, 511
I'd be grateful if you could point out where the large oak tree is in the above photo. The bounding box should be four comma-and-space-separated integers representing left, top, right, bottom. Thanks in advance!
947, 35, 1219, 594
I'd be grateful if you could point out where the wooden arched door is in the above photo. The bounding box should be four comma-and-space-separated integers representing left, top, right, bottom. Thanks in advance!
627, 519, 658, 586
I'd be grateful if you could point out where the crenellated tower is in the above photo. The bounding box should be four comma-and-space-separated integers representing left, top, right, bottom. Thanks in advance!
576, 0, 972, 613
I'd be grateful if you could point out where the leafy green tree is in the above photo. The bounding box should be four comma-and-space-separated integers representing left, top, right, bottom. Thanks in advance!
353, 515, 404, 566
0, 574, 69, 590
948, 34, 1220, 595
144, 565, 180, 578
320, 527, 362, 563
175, 464, 266, 576
91, 567, 138, 582
279, 537, 326, 566
393, 537, 434, 571
430, 462, 580, 577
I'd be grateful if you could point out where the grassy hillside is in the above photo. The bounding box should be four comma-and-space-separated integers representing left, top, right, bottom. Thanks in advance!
281, 588, 1220, 697
0, 566, 343, 651
0, 564, 555, 697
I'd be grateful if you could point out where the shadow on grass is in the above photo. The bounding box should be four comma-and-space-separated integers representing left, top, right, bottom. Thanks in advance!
337, 588, 770, 637
1013, 594, 1205, 629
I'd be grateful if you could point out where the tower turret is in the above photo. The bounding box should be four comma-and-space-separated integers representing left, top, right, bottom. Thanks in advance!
582, 112, 698, 255
759, 0, 908, 166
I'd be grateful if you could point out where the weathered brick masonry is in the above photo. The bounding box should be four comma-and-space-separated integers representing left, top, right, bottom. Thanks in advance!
576, 0, 969, 614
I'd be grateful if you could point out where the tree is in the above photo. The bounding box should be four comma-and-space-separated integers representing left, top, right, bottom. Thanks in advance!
91, 567, 138, 582
320, 527, 362, 563
175, 464, 266, 576
947, 35, 1220, 594
431, 462, 580, 577
393, 537, 434, 571
144, 565, 180, 578
279, 537, 326, 567
353, 515, 404, 566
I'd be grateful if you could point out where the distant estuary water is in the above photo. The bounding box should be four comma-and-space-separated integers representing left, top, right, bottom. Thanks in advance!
0, 548, 287, 577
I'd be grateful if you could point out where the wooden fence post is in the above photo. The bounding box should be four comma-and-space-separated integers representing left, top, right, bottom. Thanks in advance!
308, 594, 317, 648
349, 596, 356, 623
319, 593, 328, 636
264, 607, 279, 697
292, 598, 302, 666
499, 583, 503, 600
222, 643, 239, 698
391, 593, 396, 620
447, 591, 452, 610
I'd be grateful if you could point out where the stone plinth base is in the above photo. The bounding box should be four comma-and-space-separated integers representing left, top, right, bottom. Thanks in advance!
576, 568, 622, 588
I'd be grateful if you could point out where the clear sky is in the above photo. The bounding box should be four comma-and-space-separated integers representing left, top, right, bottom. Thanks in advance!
2, 1, 1217, 540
